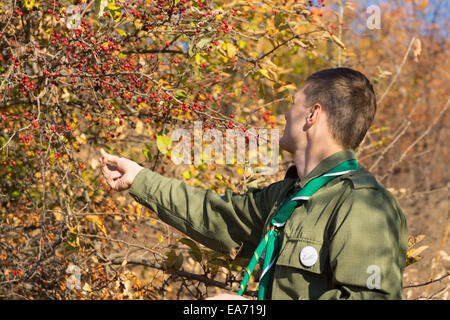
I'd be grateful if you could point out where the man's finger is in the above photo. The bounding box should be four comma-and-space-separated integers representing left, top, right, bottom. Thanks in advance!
100, 148, 120, 164
101, 162, 122, 180
102, 167, 121, 190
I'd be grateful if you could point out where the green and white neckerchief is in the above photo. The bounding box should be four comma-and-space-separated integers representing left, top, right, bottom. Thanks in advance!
238, 159, 361, 300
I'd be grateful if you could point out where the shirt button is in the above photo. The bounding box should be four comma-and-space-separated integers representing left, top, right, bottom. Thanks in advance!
300, 246, 318, 267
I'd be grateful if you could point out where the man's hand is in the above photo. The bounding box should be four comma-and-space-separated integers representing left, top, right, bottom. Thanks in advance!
99, 148, 144, 192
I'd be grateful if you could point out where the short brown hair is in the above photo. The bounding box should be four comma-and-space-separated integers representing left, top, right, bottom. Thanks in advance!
303, 68, 377, 150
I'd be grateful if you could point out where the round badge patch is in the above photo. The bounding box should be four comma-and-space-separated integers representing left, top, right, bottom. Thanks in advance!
299, 246, 318, 267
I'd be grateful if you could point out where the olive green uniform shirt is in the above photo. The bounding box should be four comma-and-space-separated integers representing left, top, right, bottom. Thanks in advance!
129, 150, 408, 299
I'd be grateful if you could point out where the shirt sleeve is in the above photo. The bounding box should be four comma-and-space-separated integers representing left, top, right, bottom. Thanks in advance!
318, 187, 408, 300
128, 168, 284, 259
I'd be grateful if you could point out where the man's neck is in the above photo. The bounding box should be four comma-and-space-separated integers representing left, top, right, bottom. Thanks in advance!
293, 144, 344, 180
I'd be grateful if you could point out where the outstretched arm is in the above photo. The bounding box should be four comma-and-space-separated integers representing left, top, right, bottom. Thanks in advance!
99, 148, 284, 259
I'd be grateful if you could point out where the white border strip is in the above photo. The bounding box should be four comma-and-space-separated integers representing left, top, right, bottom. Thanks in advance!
290, 196, 310, 201
322, 169, 355, 177
271, 221, 285, 227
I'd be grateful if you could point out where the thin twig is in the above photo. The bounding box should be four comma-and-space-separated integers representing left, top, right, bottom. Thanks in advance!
380, 98, 449, 182
76, 233, 165, 258
378, 37, 416, 106
404, 271, 450, 289
398, 183, 449, 200
424, 218, 450, 297
107, 256, 257, 297
369, 120, 411, 172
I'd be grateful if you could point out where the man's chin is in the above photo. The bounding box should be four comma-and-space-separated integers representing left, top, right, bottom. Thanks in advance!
279, 138, 294, 154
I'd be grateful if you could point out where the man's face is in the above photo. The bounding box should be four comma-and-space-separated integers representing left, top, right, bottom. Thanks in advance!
279, 87, 310, 154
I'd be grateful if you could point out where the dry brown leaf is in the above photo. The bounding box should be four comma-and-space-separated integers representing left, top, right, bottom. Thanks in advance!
330, 34, 345, 49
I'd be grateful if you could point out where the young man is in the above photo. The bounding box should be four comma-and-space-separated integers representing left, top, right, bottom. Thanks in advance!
99, 68, 408, 300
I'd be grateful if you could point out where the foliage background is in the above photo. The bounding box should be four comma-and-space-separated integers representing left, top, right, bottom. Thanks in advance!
0, 0, 448, 299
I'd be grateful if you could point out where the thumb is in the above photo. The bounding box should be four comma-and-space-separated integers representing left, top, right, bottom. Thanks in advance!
100, 148, 120, 164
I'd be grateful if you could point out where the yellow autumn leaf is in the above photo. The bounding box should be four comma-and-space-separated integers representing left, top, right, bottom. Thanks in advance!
181, 170, 192, 180
195, 53, 202, 65
86, 215, 108, 236
76, 133, 87, 144
135, 20, 143, 29
408, 234, 425, 248
259, 68, 273, 80
115, 28, 127, 36
408, 245, 429, 258
276, 82, 297, 93
420, 0, 428, 10
224, 42, 238, 58
53, 207, 63, 222
24, 0, 35, 10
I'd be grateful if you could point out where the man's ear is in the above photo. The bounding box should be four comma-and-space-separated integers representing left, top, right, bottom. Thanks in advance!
307, 103, 322, 127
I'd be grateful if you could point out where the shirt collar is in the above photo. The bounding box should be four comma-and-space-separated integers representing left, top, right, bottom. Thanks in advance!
284, 149, 357, 188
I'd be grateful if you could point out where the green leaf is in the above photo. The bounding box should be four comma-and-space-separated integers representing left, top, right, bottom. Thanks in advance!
198, 162, 207, 171
208, 258, 229, 268
109, 2, 122, 21
175, 90, 188, 99
164, 250, 184, 273
11, 190, 21, 199
188, 38, 210, 57
94, 0, 108, 17
0, 136, 6, 148
181, 170, 192, 180
156, 134, 172, 155
142, 148, 152, 161
258, 80, 265, 98
196, 38, 211, 50
188, 43, 195, 58
274, 12, 286, 29
177, 237, 202, 263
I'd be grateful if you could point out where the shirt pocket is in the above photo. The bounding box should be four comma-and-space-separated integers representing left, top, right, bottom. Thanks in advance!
276, 236, 328, 275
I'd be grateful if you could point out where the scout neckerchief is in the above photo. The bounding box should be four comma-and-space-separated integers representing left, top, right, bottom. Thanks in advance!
238, 159, 361, 300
